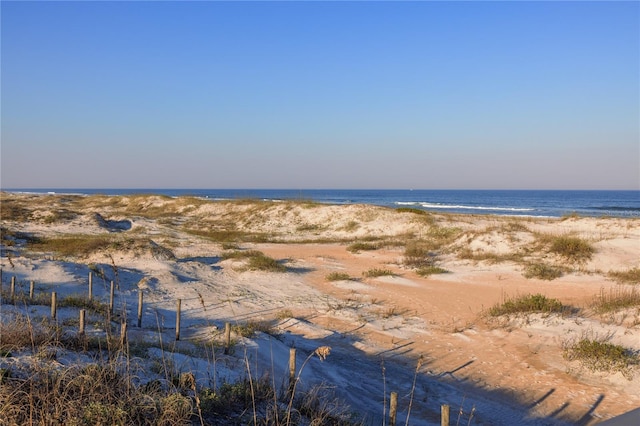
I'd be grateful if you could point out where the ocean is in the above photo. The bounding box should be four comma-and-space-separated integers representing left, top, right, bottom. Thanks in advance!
6, 188, 639, 219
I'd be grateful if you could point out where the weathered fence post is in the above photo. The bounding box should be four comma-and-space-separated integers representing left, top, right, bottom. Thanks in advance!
289, 348, 297, 390
389, 392, 398, 426
51, 292, 57, 319
79, 309, 86, 335
120, 321, 127, 348
29, 280, 34, 300
441, 404, 450, 426
109, 281, 115, 314
137, 290, 143, 328
175, 299, 182, 341
88, 271, 93, 301
10, 276, 16, 304
224, 322, 231, 354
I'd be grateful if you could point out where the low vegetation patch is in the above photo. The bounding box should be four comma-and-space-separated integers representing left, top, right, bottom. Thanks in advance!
362, 268, 395, 278
346, 242, 379, 253
232, 320, 274, 338
221, 250, 287, 272
395, 207, 428, 216
523, 263, 563, 280
563, 337, 639, 378
416, 266, 449, 277
608, 267, 640, 285
325, 272, 352, 281
488, 293, 565, 317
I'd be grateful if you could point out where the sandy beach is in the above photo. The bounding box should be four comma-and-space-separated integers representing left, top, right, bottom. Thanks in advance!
1, 192, 639, 425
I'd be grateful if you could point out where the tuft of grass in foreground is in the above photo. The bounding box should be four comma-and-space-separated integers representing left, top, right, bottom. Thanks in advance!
607, 267, 640, 285
523, 263, 563, 280
563, 337, 639, 379
591, 287, 640, 313
488, 293, 565, 317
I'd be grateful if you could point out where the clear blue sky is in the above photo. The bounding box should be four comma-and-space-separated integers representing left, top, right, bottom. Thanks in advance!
1, 1, 638, 190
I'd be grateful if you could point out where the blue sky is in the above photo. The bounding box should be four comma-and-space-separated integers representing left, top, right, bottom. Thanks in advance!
1, 1, 638, 189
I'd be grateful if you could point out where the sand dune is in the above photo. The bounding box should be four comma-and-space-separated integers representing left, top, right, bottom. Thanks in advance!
1, 192, 639, 424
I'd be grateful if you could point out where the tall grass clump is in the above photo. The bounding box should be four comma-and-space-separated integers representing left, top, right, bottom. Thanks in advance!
488, 293, 564, 317
591, 287, 640, 313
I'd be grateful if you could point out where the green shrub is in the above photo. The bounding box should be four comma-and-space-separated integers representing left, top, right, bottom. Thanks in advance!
563, 338, 639, 378
488, 293, 564, 316
247, 254, 287, 272
523, 263, 563, 280
548, 235, 594, 262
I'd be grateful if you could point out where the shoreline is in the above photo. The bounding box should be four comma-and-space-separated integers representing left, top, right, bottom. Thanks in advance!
2, 188, 638, 219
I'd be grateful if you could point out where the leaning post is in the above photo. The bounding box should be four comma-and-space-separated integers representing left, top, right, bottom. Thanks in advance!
175, 299, 182, 341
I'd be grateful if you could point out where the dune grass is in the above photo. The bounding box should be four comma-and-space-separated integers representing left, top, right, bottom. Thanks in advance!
607, 267, 640, 285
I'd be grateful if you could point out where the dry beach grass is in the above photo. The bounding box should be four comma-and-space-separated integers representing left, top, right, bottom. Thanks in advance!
1, 192, 639, 425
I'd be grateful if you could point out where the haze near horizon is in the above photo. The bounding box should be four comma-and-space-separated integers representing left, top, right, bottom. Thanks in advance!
1, 1, 638, 190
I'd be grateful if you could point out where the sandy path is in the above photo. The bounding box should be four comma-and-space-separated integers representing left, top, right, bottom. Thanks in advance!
258, 243, 640, 424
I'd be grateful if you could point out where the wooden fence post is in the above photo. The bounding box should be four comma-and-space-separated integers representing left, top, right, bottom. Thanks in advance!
137, 290, 143, 327
29, 280, 34, 301
441, 404, 450, 426
120, 321, 127, 348
175, 299, 182, 341
289, 348, 297, 390
389, 392, 398, 426
109, 280, 115, 314
51, 292, 57, 319
88, 271, 93, 301
10, 276, 16, 304
224, 322, 231, 354
79, 309, 86, 335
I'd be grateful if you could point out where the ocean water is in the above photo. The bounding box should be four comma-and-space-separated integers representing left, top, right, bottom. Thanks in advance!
7, 188, 639, 219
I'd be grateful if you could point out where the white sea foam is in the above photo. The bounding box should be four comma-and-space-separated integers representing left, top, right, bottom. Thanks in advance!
395, 201, 534, 212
